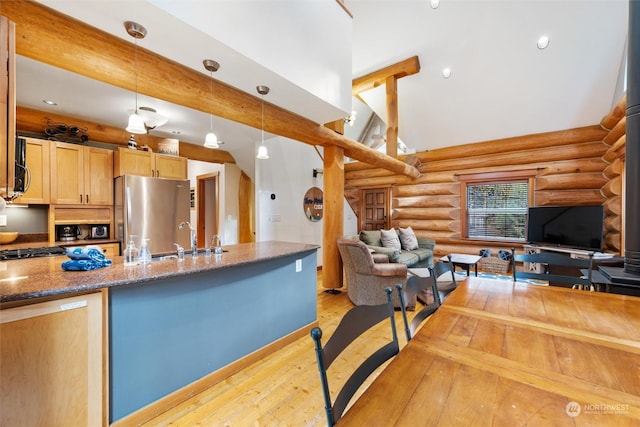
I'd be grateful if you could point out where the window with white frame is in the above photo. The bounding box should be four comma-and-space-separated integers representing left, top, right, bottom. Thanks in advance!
461, 171, 535, 242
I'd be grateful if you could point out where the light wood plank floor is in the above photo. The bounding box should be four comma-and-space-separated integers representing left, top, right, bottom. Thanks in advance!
140, 271, 415, 426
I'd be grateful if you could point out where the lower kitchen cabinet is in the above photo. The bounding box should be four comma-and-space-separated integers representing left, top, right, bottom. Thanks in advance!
0, 291, 106, 427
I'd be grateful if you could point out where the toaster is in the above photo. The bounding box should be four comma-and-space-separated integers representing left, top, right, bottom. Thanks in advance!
90, 225, 109, 239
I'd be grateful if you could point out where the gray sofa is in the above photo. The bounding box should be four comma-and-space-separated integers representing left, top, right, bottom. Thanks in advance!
355, 230, 435, 268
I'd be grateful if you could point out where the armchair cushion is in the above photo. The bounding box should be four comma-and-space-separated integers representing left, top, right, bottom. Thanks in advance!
367, 245, 401, 262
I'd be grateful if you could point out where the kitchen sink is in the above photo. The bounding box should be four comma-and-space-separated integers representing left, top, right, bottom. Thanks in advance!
151, 249, 228, 262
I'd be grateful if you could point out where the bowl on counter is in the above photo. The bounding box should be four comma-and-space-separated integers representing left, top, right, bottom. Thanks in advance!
0, 232, 19, 244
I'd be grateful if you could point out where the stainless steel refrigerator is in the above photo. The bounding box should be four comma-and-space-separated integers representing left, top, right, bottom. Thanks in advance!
115, 175, 191, 256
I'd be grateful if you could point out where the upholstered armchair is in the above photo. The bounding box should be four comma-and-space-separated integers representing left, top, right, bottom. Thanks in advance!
337, 237, 413, 309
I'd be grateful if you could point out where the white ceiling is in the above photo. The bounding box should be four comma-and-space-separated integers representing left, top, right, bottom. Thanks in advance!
15, 1, 629, 165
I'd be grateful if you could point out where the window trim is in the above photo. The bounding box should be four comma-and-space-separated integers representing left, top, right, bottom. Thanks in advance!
459, 170, 536, 242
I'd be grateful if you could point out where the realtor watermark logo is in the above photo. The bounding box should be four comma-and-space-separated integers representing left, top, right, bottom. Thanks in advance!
566, 401, 629, 417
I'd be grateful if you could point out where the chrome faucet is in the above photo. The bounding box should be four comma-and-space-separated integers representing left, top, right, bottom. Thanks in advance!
179, 221, 197, 257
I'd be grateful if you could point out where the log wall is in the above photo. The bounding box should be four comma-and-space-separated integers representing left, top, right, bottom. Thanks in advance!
345, 99, 627, 257
599, 96, 627, 254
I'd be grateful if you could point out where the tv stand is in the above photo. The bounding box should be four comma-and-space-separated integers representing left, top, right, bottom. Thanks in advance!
523, 245, 600, 273
523, 244, 622, 288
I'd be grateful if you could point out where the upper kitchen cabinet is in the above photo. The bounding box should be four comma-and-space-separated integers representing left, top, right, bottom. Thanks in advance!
114, 147, 187, 180
1, 17, 17, 200
13, 137, 50, 204
50, 141, 113, 205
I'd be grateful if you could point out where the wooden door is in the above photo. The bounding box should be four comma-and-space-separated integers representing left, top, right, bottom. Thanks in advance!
114, 147, 153, 177
50, 141, 83, 204
84, 146, 113, 205
14, 137, 50, 204
360, 188, 389, 231
155, 153, 187, 179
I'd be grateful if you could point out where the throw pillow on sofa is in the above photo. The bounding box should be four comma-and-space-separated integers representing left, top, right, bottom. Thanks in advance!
399, 226, 419, 251
359, 230, 382, 247
380, 228, 401, 250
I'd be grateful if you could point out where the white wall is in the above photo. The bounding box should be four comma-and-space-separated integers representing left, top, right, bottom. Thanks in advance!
255, 137, 358, 267
150, 0, 353, 114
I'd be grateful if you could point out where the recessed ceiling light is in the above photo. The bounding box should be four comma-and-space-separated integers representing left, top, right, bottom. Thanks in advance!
42, 100, 57, 106
537, 35, 550, 50
442, 68, 451, 78
430, 0, 440, 9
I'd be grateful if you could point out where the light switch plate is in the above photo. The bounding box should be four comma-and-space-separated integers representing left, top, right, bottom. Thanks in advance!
0, 215, 6, 226
295, 259, 302, 272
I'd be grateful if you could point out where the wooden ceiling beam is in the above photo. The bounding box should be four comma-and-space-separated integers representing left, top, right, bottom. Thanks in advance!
3, 1, 419, 178
352, 56, 421, 95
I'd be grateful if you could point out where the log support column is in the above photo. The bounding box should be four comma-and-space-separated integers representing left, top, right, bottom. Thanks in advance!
322, 145, 345, 290
385, 76, 398, 158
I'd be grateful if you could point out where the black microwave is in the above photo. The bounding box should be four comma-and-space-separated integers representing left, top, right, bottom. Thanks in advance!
14, 137, 27, 194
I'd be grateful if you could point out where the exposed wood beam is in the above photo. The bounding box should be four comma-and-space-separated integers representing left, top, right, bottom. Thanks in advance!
352, 56, 420, 159
352, 56, 421, 95
3, 1, 419, 178
385, 76, 398, 157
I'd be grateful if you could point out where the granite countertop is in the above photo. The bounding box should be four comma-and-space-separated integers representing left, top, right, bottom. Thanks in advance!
0, 241, 319, 305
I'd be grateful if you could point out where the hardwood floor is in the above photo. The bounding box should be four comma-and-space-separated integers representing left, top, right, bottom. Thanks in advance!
140, 271, 413, 426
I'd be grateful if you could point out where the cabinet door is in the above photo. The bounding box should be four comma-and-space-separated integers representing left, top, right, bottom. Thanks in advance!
0, 292, 104, 427
84, 146, 113, 205
50, 141, 84, 204
155, 153, 187, 179
115, 148, 154, 177
14, 138, 50, 204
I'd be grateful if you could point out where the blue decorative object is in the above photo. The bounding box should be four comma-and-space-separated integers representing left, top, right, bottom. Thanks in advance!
62, 246, 112, 271
479, 249, 492, 258
498, 250, 512, 261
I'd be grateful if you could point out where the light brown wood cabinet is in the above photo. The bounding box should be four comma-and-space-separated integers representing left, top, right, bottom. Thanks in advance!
0, 292, 105, 427
1, 16, 16, 199
114, 147, 187, 180
50, 141, 113, 205
13, 137, 50, 204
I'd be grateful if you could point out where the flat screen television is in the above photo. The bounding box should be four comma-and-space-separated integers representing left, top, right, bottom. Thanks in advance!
527, 205, 604, 251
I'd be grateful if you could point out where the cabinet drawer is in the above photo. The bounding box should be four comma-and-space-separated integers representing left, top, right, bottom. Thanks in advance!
99, 243, 120, 258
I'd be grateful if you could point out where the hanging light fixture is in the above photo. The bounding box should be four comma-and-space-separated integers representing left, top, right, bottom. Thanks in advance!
256, 85, 270, 159
124, 21, 147, 134
203, 59, 220, 148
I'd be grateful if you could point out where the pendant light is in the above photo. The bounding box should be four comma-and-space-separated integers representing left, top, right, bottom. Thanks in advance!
203, 59, 220, 148
124, 21, 147, 134
256, 85, 270, 159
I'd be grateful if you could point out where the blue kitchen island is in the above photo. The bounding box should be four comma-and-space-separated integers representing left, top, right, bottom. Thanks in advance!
0, 241, 319, 426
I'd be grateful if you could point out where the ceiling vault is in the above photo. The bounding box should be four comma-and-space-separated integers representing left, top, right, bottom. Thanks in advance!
3, 1, 419, 178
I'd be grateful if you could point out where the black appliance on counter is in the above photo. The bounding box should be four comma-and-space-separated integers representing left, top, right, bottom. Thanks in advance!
89, 225, 109, 239
0, 246, 66, 260
56, 225, 81, 241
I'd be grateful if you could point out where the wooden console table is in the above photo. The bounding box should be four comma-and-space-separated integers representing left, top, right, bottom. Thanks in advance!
339, 276, 640, 425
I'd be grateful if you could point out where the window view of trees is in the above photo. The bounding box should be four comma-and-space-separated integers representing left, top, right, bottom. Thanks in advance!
466, 181, 528, 241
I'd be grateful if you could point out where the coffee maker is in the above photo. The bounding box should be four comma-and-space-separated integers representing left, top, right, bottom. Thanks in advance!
56, 225, 81, 241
